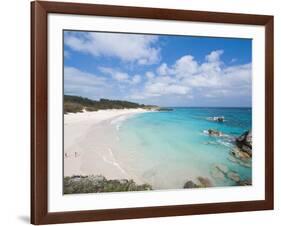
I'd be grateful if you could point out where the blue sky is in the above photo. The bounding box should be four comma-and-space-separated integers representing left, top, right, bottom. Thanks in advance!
64, 30, 252, 107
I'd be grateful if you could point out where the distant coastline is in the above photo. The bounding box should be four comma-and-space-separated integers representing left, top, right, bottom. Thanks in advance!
64, 94, 250, 114
64, 95, 159, 114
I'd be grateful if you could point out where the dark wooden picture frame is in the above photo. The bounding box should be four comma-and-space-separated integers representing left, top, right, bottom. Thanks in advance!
31, 1, 274, 224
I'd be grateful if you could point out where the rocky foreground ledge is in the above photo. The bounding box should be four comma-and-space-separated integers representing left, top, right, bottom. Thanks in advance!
64, 175, 152, 194
229, 130, 252, 168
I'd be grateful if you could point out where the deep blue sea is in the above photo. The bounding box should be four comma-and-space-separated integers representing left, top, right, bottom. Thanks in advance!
115, 107, 252, 190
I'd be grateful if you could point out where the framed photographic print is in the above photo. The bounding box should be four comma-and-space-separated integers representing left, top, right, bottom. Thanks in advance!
31, 1, 274, 224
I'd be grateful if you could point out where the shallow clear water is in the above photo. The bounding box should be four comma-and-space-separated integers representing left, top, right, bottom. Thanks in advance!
115, 108, 252, 190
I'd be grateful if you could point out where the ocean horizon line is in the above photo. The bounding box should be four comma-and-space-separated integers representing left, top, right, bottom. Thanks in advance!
159, 106, 252, 108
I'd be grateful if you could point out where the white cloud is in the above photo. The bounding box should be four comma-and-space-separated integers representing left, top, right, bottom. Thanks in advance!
65, 31, 160, 65
131, 73, 191, 99
98, 67, 111, 74
145, 71, 155, 80
65, 48, 251, 106
131, 75, 142, 84
173, 55, 199, 78
64, 66, 108, 97
99, 67, 142, 85
156, 63, 170, 76
146, 83, 190, 96
99, 67, 129, 82
113, 72, 129, 81
65, 67, 106, 87
205, 50, 224, 62
64, 50, 70, 58
130, 50, 251, 101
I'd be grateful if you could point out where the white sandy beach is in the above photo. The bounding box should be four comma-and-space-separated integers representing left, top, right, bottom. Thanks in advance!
64, 109, 149, 183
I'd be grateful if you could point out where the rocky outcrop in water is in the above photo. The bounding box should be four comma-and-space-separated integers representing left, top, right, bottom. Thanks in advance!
231, 147, 251, 161
228, 130, 252, 168
228, 155, 251, 168
197, 177, 213, 187
211, 166, 225, 180
183, 180, 199, 188
227, 171, 241, 182
183, 177, 213, 189
215, 164, 229, 174
237, 179, 252, 186
235, 130, 252, 157
206, 129, 223, 137
210, 164, 248, 185
207, 116, 225, 122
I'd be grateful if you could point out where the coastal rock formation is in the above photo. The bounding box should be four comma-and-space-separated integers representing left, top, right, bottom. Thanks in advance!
226, 171, 241, 182
183, 180, 199, 188
231, 147, 251, 161
207, 116, 225, 122
215, 164, 229, 174
197, 177, 213, 187
228, 155, 251, 168
237, 179, 252, 186
64, 175, 152, 194
227, 130, 252, 168
235, 130, 252, 157
206, 129, 223, 137
183, 177, 213, 189
239, 161, 252, 168
210, 165, 225, 180
209, 163, 251, 185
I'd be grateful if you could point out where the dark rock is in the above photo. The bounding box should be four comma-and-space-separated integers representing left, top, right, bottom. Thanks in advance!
227, 171, 240, 182
207, 116, 225, 122
197, 177, 213, 187
206, 129, 222, 137
228, 130, 252, 168
231, 147, 251, 161
239, 161, 252, 168
228, 155, 251, 168
236, 130, 252, 156
215, 164, 229, 174
216, 117, 224, 122
210, 166, 225, 180
183, 180, 199, 188
237, 179, 252, 186
228, 155, 238, 163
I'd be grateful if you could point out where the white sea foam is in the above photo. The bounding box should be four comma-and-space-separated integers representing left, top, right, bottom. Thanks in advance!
217, 140, 233, 148
206, 116, 226, 122
102, 148, 128, 176
110, 115, 130, 125
111, 115, 132, 131
202, 130, 209, 135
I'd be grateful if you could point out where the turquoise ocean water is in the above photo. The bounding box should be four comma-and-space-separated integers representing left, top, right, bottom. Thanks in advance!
115, 108, 252, 190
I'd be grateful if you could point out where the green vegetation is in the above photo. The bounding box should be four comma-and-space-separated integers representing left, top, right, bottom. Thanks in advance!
64, 102, 84, 113
64, 175, 152, 194
64, 95, 158, 114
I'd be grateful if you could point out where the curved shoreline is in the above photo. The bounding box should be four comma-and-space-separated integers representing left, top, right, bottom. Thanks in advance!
64, 109, 150, 183
64, 108, 252, 190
